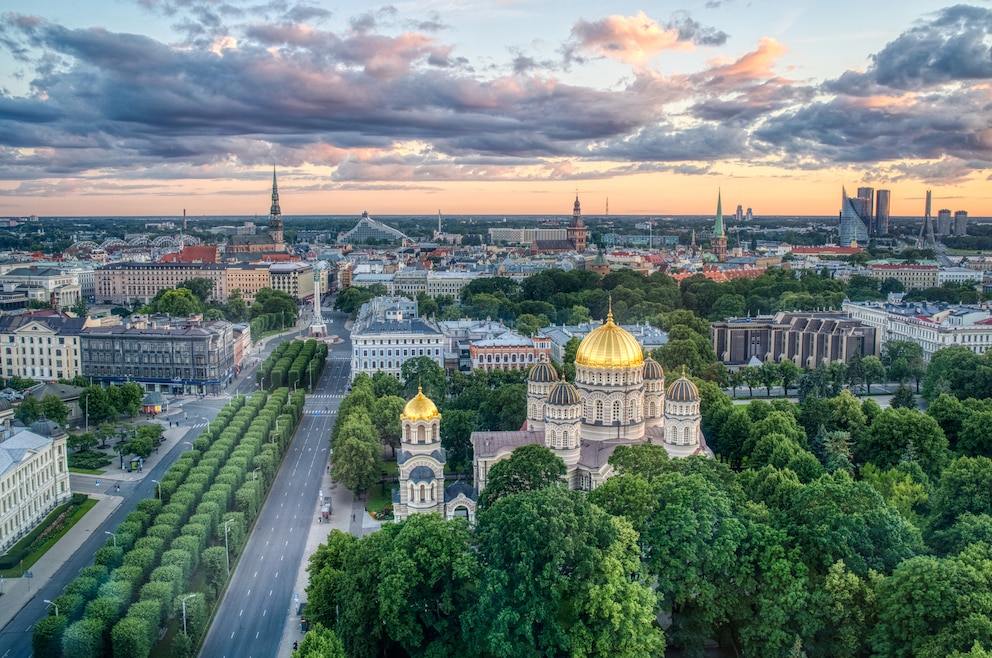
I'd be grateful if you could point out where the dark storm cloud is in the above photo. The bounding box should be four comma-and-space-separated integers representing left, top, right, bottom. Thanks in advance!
663, 13, 728, 47
1, 3, 990, 189
752, 5, 992, 180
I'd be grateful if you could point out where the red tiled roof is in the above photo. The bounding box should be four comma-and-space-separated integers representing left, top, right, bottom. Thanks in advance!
790, 246, 863, 255
159, 246, 219, 263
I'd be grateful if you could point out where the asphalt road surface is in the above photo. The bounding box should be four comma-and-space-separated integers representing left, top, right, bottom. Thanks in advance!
0, 317, 317, 658
199, 309, 351, 658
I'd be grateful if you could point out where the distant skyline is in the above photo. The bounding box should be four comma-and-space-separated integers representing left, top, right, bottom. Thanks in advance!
0, 1, 990, 218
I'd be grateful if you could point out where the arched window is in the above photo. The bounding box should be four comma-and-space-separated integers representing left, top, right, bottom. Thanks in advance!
408, 482, 415, 500
417, 426, 426, 443
612, 400, 622, 424
648, 401, 656, 417
405, 425, 411, 441
420, 484, 427, 502
562, 430, 569, 447
629, 400, 637, 422
430, 483, 436, 501
595, 400, 604, 421
683, 427, 692, 444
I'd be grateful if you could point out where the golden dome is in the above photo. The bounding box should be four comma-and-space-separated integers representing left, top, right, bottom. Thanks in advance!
401, 386, 440, 422
575, 307, 644, 369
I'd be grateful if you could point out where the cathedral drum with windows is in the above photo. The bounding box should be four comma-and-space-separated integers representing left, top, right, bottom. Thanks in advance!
393, 387, 476, 522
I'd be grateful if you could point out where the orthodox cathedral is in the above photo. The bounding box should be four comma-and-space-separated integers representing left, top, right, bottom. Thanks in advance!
393, 307, 709, 522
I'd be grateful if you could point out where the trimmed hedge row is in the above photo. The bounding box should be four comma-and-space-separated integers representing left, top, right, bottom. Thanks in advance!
255, 338, 328, 392
34, 387, 308, 658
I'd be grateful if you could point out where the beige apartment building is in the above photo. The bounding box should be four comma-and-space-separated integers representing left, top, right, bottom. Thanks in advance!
269, 262, 315, 301
0, 312, 88, 382
95, 262, 229, 306
226, 263, 272, 305
866, 263, 939, 291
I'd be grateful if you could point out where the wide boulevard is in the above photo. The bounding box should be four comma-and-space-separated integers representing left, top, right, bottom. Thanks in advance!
198, 307, 351, 658
0, 310, 333, 658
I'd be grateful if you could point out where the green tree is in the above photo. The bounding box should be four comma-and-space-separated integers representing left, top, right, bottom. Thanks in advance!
860, 355, 886, 394
469, 486, 664, 657
607, 443, 671, 480
927, 393, 966, 449
14, 396, 41, 424
871, 545, 992, 658
67, 431, 98, 453
859, 408, 949, 479
292, 622, 346, 658
759, 360, 780, 396
400, 356, 446, 401
377, 514, 478, 656
440, 409, 476, 473
252, 287, 298, 320
477, 444, 566, 509
371, 396, 405, 456
929, 456, 992, 534
118, 382, 144, 417
157, 288, 202, 316
40, 394, 70, 425
70, 296, 89, 318
333, 435, 381, 495
957, 410, 992, 458
778, 360, 802, 395
82, 386, 117, 425
127, 434, 154, 459
178, 277, 215, 304
889, 383, 916, 409
476, 384, 527, 431
225, 289, 249, 323
370, 371, 404, 398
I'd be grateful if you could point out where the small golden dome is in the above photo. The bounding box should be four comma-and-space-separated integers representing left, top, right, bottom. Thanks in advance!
401, 386, 440, 422
575, 306, 644, 369
666, 367, 700, 402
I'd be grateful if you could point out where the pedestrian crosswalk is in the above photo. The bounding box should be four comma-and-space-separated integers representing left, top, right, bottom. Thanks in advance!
304, 410, 337, 417
310, 393, 345, 399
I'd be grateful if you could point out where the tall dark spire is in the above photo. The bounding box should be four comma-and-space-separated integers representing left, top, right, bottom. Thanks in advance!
269, 167, 281, 218
268, 167, 284, 247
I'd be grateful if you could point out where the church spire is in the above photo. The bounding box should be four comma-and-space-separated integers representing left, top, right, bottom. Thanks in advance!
270, 167, 281, 218
714, 188, 725, 238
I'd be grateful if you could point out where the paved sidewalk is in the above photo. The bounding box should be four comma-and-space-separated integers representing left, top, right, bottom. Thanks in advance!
276, 465, 386, 653
0, 492, 122, 632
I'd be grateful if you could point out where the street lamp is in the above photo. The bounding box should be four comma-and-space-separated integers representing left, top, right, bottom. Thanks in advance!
104, 531, 116, 547
223, 518, 235, 576
180, 594, 197, 636
151, 479, 161, 500
251, 467, 260, 481
43, 599, 58, 617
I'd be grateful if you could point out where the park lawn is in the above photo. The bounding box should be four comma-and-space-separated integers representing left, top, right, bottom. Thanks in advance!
366, 483, 397, 514
380, 460, 399, 478
68, 467, 104, 475
0, 496, 97, 578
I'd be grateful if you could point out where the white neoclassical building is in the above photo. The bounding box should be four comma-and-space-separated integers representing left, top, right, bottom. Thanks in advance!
0, 418, 72, 552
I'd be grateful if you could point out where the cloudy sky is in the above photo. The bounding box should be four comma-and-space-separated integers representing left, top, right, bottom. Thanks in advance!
0, 0, 990, 217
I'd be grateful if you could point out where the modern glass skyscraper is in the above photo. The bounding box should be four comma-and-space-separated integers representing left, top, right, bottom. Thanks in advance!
839, 187, 870, 246
875, 190, 891, 235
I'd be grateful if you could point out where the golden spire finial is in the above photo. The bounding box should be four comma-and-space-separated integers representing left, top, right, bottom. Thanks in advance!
607, 295, 614, 323
681, 365, 688, 378
417, 385, 423, 396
